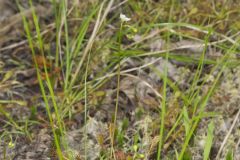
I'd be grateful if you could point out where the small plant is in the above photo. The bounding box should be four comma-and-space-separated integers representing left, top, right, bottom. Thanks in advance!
1, 1, 239, 159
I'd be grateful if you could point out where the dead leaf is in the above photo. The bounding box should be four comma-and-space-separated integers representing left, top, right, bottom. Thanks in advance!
114, 150, 128, 160
34, 55, 52, 68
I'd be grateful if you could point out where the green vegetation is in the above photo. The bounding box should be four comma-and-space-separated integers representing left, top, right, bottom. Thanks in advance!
1, 0, 240, 159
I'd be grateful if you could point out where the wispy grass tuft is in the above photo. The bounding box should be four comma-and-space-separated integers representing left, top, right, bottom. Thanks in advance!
18, 0, 65, 159
10, 0, 240, 159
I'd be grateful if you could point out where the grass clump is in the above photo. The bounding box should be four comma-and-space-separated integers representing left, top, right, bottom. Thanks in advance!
0, 0, 239, 160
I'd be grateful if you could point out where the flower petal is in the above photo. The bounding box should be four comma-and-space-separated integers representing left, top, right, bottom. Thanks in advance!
120, 13, 131, 22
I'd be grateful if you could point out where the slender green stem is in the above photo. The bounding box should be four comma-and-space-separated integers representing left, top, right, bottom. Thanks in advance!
111, 21, 124, 160
157, 0, 174, 158
84, 50, 91, 160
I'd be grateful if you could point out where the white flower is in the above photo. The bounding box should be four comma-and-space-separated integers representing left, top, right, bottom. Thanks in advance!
120, 13, 131, 22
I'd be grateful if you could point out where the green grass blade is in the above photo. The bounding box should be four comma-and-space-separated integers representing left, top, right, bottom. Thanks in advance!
203, 121, 214, 160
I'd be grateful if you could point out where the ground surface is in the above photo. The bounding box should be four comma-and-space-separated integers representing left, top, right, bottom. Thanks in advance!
0, 0, 240, 160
